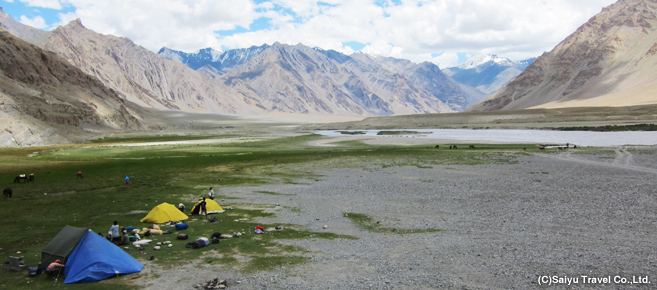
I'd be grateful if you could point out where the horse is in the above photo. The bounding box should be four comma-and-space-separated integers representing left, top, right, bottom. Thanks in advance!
468, 145, 475, 149
3, 187, 11, 198
76, 171, 84, 179
434, 145, 439, 149
14, 175, 28, 183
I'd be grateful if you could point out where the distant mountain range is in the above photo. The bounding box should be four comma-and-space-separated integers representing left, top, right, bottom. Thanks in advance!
470, 0, 657, 111
442, 55, 536, 95
2, 0, 657, 146
40, 18, 487, 117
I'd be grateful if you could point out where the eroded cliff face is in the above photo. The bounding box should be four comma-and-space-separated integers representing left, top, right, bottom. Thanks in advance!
43, 19, 256, 115
470, 0, 657, 111
0, 29, 144, 146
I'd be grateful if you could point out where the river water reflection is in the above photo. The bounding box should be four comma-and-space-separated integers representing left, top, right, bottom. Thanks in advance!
316, 129, 657, 147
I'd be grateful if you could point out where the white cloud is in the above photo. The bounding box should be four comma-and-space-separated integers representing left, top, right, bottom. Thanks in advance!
58, 0, 259, 52
19, 15, 48, 29
19, 0, 62, 9
39, 0, 617, 64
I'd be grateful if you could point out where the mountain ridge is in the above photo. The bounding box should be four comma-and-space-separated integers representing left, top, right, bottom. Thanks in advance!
0, 28, 145, 146
469, 0, 657, 111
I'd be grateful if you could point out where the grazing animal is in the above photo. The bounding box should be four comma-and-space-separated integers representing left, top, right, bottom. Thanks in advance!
14, 175, 28, 183
434, 145, 439, 149
3, 187, 11, 198
76, 171, 84, 179
452, 145, 458, 149
28, 173, 34, 182
468, 145, 475, 149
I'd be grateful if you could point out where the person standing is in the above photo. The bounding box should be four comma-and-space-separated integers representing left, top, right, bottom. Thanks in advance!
124, 176, 130, 187
208, 187, 215, 200
109, 221, 120, 244
200, 197, 208, 218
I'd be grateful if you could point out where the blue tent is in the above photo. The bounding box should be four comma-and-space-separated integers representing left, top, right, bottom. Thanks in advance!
63, 230, 143, 284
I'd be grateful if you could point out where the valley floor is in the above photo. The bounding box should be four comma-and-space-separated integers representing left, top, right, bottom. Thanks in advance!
134, 144, 657, 289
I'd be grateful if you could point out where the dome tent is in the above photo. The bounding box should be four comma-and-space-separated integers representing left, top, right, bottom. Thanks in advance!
140, 202, 189, 223
190, 198, 225, 215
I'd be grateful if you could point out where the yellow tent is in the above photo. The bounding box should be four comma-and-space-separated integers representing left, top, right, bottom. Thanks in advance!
190, 199, 224, 215
140, 202, 189, 223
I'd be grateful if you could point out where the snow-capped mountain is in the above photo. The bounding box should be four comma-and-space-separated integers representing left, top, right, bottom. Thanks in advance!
443, 55, 536, 95
454, 54, 515, 70
158, 44, 269, 77
157, 47, 224, 70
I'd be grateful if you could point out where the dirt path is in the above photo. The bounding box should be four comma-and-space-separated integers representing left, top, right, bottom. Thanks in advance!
546, 147, 657, 174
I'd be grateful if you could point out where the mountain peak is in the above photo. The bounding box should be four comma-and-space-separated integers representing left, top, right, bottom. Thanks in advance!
455, 54, 513, 70
66, 18, 85, 29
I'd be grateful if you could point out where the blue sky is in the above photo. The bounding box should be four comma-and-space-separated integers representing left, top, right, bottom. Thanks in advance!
0, 0, 616, 68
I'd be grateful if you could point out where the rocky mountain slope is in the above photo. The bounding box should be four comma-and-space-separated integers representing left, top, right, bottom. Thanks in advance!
0, 29, 144, 146
0, 7, 50, 46
160, 43, 484, 114
470, 0, 657, 111
43, 19, 256, 115
442, 55, 535, 95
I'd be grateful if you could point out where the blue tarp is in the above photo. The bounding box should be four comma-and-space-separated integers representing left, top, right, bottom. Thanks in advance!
64, 230, 143, 284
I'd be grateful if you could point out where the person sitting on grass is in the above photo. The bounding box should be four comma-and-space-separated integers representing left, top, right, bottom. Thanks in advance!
119, 230, 131, 245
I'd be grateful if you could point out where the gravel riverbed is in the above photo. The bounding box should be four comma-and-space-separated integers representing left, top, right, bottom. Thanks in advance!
138, 146, 657, 289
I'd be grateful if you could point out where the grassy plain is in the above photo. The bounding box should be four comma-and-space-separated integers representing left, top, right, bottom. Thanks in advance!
0, 133, 534, 289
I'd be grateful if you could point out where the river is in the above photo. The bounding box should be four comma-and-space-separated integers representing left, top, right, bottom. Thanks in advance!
315, 129, 657, 146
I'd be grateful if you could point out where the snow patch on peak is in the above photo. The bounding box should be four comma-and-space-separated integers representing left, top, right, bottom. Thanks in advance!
456, 54, 514, 69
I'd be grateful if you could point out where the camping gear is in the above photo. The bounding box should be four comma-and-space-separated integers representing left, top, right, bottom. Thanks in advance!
175, 223, 188, 230
190, 199, 225, 215
28, 264, 43, 277
4, 256, 26, 271
64, 231, 143, 284
132, 240, 152, 247
140, 202, 189, 223
124, 226, 134, 232
177, 234, 189, 240
186, 238, 210, 249
149, 229, 163, 235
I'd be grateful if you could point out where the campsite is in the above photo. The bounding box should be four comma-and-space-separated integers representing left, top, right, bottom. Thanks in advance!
1, 133, 656, 289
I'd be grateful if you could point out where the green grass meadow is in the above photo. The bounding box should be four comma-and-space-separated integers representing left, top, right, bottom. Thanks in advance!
0, 134, 535, 289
